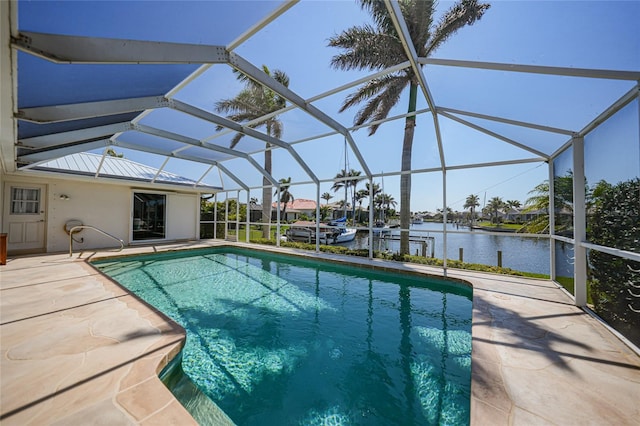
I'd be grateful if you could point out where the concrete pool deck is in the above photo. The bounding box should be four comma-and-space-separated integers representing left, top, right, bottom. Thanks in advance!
1, 241, 639, 425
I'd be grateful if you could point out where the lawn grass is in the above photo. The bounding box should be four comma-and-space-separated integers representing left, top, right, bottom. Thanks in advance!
228, 226, 288, 242
475, 221, 523, 231
554, 276, 593, 304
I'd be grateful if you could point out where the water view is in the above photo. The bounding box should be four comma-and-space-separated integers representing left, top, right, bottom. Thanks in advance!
343, 222, 565, 276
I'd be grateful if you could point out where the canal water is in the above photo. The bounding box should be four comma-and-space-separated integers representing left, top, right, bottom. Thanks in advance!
343, 222, 568, 276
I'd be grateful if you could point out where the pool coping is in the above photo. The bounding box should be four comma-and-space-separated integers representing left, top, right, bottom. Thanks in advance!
1, 240, 639, 424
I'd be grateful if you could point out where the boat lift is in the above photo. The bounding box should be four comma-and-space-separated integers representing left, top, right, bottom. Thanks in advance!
379, 234, 435, 258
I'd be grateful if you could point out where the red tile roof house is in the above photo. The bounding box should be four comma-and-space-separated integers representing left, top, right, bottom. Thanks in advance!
272, 199, 317, 222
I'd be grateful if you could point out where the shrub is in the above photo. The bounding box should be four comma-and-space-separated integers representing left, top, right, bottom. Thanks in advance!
588, 178, 640, 347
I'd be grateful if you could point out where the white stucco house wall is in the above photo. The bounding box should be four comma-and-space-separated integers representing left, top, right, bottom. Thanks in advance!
1, 153, 219, 255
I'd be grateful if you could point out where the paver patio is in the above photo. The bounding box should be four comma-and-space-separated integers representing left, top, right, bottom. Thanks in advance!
1, 242, 639, 425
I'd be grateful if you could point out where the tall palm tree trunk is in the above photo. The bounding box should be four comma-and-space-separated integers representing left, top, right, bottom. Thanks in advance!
400, 83, 418, 254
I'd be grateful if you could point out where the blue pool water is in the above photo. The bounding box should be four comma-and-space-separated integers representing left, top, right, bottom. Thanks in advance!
95, 248, 473, 425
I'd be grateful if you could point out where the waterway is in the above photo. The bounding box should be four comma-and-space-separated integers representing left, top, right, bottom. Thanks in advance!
342, 222, 570, 276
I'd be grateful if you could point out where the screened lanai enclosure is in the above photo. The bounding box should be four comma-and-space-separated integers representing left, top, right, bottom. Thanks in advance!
1, 0, 638, 346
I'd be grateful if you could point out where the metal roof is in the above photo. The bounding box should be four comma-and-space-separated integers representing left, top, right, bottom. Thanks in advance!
2, 0, 639, 197
33, 152, 219, 190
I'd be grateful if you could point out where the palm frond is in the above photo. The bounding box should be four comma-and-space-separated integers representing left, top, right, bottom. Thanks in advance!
215, 92, 263, 117
340, 74, 408, 112
351, 76, 408, 135
329, 26, 405, 71
365, 78, 407, 135
405, 0, 435, 54
231, 68, 263, 92
229, 132, 244, 150
215, 65, 290, 149
270, 120, 283, 140
272, 69, 290, 88
426, 0, 490, 56
360, 0, 398, 35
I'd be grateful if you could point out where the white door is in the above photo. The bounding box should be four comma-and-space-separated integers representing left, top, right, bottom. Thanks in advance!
3, 184, 46, 252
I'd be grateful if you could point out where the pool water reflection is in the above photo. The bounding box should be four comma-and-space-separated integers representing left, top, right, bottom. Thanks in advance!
95, 248, 473, 425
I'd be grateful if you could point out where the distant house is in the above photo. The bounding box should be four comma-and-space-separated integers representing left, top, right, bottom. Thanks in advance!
504, 208, 522, 222
272, 199, 318, 222
326, 202, 343, 220
248, 203, 263, 223
503, 208, 546, 223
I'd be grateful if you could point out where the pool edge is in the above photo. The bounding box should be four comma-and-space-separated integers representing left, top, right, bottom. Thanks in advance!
80, 260, 199, 425
85, 241, 640, 425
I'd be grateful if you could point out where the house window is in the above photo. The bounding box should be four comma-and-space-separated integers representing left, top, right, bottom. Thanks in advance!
10, 187, 40, 214
133, 193, 166, 240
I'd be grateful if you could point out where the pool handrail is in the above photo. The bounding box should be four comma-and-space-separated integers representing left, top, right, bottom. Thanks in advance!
69, 225, 125, 257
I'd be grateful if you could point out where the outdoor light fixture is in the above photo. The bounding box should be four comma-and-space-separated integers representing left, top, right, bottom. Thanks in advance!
59, 194, 70, 201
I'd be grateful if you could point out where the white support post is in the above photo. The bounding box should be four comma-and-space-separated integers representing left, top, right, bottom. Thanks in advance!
213, 193, 218, 239
246, 191, 250, 243
315, 189, 320, 252
369, 177, 374, 260
573, 137, 587, 306
276, 187, 281, 248
548, 161, 556, 280
195, 193, 201, 240
276, 186, 281, 245
224, 196, 229, 240
442, 169, 448, 277
151, 156, 170, 183
236, 190, 240, 242
316, 184, 321, 252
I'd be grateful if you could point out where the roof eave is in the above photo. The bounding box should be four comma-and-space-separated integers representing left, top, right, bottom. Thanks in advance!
11, 167, 222, 193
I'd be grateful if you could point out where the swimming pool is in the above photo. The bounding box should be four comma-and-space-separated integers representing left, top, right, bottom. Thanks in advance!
95, 247, 473, 425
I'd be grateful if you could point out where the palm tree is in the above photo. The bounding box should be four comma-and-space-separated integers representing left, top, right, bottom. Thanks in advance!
487, 196, 505, 225
329, 0, 490, 254
524, 181, 550, 212
321, 192, 333, 205
375, 193, 397, 220
320, 205, 332, 221
331, 168, 363, 221
336, 199, 350, 211
365, 182, 382, 198
355, 189, 368, 223
524, 175, 576, 216
505, 199, 521, 222
463, 194, 480, 226
521, 173, 579, 234
506, 199, 521, 210
215, 65, 289, 239
348, 169, 363, 223
275, 177, 294, 221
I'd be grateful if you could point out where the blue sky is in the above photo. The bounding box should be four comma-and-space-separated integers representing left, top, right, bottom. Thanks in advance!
20, 0, 640, 212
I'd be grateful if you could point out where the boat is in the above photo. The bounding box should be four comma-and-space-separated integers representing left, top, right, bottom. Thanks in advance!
369, 172, 393, 235
371, 221, 391, 235
329, 141, 359, 244
285, 220, 355, 244
328, 217, 357, 243
411, 215, 424, 224
285, 221, 339, 244
334, 227, 357, 243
